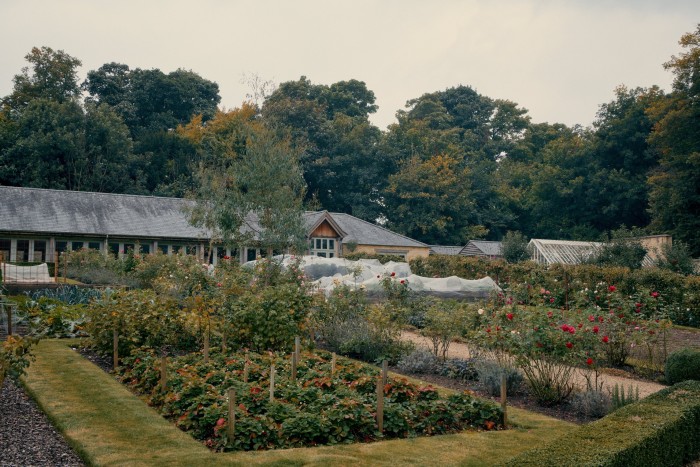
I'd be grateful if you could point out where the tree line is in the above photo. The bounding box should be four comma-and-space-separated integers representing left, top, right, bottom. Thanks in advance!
1, 24, 699, 255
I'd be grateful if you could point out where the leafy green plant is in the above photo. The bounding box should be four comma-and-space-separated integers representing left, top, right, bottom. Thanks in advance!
116, 346, 503, 451
611, 383, 639, 410
0, 335, 38, 387
25, 285, 106, 305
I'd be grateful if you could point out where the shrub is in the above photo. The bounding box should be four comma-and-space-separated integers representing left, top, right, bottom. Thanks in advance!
476, 360, 523, 397
504, 380, 700, 467
440, 357, 479, 382
314, 286, 413, 364
655, 241, 696, 275
570, 389, 611, 419
397, 349, 440, 374
342, 252, 406, 264
665, 348, 700, 385
501, 231, 530, 263
420, 299, 470, 359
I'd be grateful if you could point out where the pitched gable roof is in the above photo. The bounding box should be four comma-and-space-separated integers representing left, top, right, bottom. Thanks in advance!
0, 186, 428, 249
460, 240, 502, 257
0, 186, 207, 240
304, 211, 347, 239
323, 213, 428, 249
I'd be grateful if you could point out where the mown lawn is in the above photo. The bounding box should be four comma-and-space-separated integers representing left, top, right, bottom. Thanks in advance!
22, 339, 575, 466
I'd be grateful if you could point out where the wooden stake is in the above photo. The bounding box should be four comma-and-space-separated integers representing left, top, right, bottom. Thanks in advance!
6, 303, 12, 336
243, 360, 249, 383
221, 334, 227, 354
160, 356, 168, 391
381, 360, 388, 386
113, 329, 119, 370
500, 373, 508, 427
331, 353, 336, 375
376, 376, 384, 433
227, 389, 236, 442
291, 352, 297, 382
269, 364, 275, 403
294, 336, 301, 365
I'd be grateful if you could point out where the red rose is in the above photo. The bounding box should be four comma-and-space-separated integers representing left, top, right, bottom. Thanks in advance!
569, 328, 576, 335
578, 323, 583, 329
608, 285, 616, 292
635, 303, 642, 308
586, 358, 593, 366
588, 315, 595, 322
602, 336, 609, 343
598, 316, 604, 323
217, 282, 222, 287
593, 326, 599, 334
486, 328, 491, 333
566, 342, 573, 349
400, 279, 405, 284
507, 313, 514, 321
391, 272, 396, 277
561, 324, 569, 332
216, 418, 226, 427
547, 311, 554, 318
651, 291, 659, 298
550, 298, 555, 303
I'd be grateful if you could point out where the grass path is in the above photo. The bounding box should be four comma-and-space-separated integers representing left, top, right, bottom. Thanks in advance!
21, 339, 576, 466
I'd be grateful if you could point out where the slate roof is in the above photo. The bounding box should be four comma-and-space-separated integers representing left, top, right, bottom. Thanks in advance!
460, 240, 502, 257
0, 186, 207, 240
305, 211, 428, 249
0, 186, 428, 249
429, 245, 464, 255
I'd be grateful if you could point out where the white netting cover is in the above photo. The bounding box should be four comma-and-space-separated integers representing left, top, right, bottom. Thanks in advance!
1, 263, 53, 283
244, 255, 500, 300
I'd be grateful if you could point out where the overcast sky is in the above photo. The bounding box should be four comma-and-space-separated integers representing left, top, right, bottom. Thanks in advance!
1, 1, 698, 130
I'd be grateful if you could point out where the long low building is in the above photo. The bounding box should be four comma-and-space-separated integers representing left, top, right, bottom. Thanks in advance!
0, 186, 430, 265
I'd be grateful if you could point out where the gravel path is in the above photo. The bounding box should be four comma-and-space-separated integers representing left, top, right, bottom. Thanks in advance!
401, 331, 666, 398
0, 378, 84, 467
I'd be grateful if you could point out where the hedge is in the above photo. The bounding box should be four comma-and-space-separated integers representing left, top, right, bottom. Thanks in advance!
502, 380, 700, 467
409, 256, 700, 327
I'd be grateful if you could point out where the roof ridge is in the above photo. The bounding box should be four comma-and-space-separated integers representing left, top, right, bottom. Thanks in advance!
0, 185, 187, 202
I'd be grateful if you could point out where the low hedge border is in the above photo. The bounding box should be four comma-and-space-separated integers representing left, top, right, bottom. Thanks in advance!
502, 380, 700, 467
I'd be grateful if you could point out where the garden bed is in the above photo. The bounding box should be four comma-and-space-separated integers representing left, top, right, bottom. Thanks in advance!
113, 347, 504, 451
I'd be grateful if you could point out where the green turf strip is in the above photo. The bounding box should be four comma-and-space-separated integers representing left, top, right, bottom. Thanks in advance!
22, 339, 575, 466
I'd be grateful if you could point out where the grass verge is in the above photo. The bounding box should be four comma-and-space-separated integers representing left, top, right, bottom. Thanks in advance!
22, 339, 575, 466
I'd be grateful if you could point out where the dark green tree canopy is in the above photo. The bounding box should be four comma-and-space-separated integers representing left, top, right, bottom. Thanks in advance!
3, 47, 82, 110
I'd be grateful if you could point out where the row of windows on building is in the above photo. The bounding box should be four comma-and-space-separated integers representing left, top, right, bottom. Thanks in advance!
0, 237, 341, 263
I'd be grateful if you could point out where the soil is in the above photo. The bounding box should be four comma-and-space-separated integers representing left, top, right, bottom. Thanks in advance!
0, 378, 84, 467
